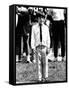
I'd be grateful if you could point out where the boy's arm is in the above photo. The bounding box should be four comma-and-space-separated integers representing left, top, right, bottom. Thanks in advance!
46, 27, 50, 53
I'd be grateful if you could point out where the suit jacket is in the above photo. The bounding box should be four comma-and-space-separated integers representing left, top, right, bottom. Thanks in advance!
31, 23, 50, 49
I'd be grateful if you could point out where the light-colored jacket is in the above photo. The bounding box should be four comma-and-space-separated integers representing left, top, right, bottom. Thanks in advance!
31, 23, 50, 49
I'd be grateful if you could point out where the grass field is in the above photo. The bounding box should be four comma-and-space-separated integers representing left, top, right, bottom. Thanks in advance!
16, 61, 66, 84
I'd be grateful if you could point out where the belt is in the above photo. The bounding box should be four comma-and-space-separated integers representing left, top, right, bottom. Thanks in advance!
36, 44, 46, 49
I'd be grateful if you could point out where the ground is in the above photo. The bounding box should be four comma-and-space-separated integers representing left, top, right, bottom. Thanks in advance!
16, 61, 66, 84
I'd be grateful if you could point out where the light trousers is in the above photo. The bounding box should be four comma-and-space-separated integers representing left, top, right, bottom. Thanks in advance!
35, 46, 48, 80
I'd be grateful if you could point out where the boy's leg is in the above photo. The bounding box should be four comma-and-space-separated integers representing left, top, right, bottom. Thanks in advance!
42, 48, 48, 79
36, 48, 42, 81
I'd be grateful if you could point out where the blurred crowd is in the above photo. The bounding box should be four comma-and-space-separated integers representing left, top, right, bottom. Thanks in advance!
16, 6, 66, 63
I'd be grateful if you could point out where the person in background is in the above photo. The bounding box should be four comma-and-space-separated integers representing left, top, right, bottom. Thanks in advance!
16, 6, 30, 62
47, 8, 65, 61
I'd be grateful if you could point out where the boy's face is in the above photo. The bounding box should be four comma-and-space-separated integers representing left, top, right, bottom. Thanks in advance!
38, 17, 45, 24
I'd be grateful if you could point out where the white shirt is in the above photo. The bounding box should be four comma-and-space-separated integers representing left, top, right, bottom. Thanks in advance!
31, 23, 50, 49
47, 8, 64, 21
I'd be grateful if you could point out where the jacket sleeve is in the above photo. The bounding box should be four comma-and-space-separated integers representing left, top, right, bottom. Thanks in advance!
31, 26, 35, 49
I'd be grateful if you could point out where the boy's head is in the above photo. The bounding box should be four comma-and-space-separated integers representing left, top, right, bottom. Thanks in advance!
38, 16, 45, 24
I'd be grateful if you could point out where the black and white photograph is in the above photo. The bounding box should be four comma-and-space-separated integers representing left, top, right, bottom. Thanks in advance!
9, 5, 67, 85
